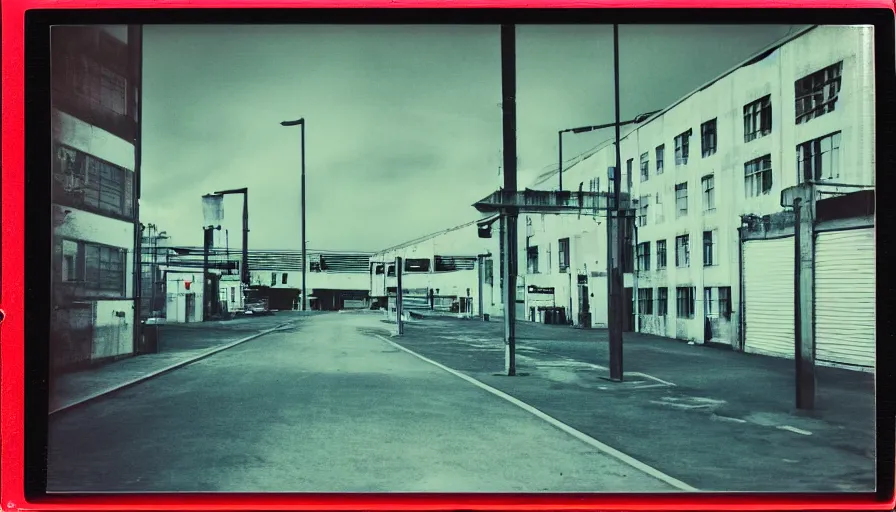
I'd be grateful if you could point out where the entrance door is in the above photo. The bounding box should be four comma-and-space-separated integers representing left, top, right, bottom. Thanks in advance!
185, 293, 196, 323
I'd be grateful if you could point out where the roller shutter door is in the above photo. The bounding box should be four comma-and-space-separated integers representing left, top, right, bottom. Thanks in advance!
743, 237, 795, 358
815, 228, 875, 369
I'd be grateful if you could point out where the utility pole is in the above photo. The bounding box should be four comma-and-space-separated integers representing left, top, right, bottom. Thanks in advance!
280, 118, 308, 311
501, 23, 518, 377
202, 226, 217, 322
608, 24, 625, 382
395, 256, 404, 335
793, 186, 816, 409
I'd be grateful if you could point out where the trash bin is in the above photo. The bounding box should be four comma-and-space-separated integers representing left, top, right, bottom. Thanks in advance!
140, 322, 160, 354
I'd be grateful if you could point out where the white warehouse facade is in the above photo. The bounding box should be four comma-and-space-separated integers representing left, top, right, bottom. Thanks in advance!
520, 25, 874, 352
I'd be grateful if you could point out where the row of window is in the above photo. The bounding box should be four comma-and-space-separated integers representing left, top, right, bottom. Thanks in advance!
62, 53, 130, 117
637, 286, 732, 320
635, 230, 718, 272
374, 256, 481, 276
633, 130, 842, 228
630, 60, 843, 187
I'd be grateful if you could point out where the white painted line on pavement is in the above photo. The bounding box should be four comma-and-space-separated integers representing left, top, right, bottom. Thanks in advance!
373, 334, 699, 492
49, 322, 297, 415
778, 425, 813, 436
630, 372, 677, 387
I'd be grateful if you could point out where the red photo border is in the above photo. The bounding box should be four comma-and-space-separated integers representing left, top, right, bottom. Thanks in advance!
2, 1, 894, 510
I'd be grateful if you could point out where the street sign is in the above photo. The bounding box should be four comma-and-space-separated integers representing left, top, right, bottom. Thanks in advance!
527, 285, 555, 295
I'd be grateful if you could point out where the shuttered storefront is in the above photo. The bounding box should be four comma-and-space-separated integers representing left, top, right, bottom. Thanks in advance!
815, 228, 875, 369
743, 237, 795, 358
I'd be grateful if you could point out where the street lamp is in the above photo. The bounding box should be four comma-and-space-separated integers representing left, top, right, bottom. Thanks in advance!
557, 110, 661, 192
280, 117, 308, 311
211, 188, 250, 287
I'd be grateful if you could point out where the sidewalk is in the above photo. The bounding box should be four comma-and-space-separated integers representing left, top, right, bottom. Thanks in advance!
49, 312, 313, 414
388, 317, 876, 493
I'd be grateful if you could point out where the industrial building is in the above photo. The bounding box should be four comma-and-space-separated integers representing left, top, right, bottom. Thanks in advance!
50, 25, 143, 371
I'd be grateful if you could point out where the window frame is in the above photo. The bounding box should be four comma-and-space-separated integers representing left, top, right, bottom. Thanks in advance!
675, 182, 688, 217
676, 286, 696, 319
655, 145, 665, 174
675, 234, 690, 268
656, 240, 667, 269
744, 154, 774, 197
636, 241, 651, 272
743, 94, 772, 142
701, 118, 718, 157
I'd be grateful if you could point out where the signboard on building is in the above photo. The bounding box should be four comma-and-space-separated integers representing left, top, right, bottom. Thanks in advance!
527, 285, 555, 295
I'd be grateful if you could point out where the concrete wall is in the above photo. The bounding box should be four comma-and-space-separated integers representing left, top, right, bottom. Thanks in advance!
249, 270, 369, 292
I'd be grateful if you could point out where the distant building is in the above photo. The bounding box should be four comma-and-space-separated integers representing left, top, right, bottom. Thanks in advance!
50, 25, 143, 371
369, 216, 503, 319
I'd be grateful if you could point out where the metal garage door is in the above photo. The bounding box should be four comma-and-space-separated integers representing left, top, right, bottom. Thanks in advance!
815, 228, 875, 369
743, 237, 795, 358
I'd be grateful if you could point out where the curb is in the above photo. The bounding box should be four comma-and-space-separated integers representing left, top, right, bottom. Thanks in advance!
373, 333, 699, 492
49, 321, 296, 416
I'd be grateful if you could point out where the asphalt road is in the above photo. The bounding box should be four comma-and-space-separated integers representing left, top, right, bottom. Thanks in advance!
47, 312, 677, 493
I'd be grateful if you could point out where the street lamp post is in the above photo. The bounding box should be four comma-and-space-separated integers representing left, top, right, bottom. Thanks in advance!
557, 109, 660, 193
211, 188, 250, 287
280, 117, 307, 311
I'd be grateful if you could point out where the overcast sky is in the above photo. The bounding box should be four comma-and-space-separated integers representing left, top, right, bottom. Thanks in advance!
139, 24, 798, 252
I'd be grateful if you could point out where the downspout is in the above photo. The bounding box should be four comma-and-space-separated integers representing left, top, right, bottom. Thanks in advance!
129, 25, 143, 353
737, 218, 746, 352
633, 221, 639, 333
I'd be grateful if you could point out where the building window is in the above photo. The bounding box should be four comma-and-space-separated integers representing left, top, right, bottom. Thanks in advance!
64, 55, 129, 116
797, 131, 842, 183
405, 258, 431, 272
639, 152, 650, 182
435, 256, 476, 272
525, 216, 533, 237
270, 272, 277, 286
656, 240, 667, 269
527, 246, 539, 274
374, 263, 385, 275
675, 234, 690, 268
53, 145, 135, 219
636, 242, 651, 271
656, 145, 665, 174
704, 287, 715, 317
795, 61, 843, 124
674, 129, 691, 165
654, 192, 665, 224
281, 273, 288, 284
230, 288, 235, 303
657, 287, 668, 316
675, 182, 688, 217
719, 286, 732, 320
78, 242, 127, 294
744, 154, 773, 197
701, 118, 717, 157
387, 264, 395, 277
558, 238, 570, 273
676, 286, 696, 319
701, 175, 715, 211
703, 230, 717, 266
744, 95, 772, 142
637, 195, 649, 227
638, 288, 654, 315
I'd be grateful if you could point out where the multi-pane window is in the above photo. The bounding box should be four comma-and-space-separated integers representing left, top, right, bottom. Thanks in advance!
675, 234, 690, 268
527, 246, 539, 274
656, 240, 667, 269
405, 258, 431, 272
639, 152, 650, 182
656, 145, 665, 174
795, 61, 843, 124
703, 230, 717, 266
701, 119, 717, 157
797, 131, 842, 183
719, 286, 732, 320
744, 154, 773, 197
704, 287, 715, 317
58, 239, 125, 295
657, 287, 668, 316
674, 129, 691, 165
637, 195, 650, 227
636, 242, 651, 271
676, 286, 696, 319
638, 288, 654, 315
744, 95, 772, 142
702, 175, 715, 211
558, 238, 570, 273
654, 192, 665, 224
675, 182, 688, 217
54, 145, 135, 219
64, 55, 129, 116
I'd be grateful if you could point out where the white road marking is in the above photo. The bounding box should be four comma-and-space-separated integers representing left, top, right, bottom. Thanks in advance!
374, 334, 699, 492
713, 416, 748, 424
778, 425, 813, 436
630, 372, 677, 387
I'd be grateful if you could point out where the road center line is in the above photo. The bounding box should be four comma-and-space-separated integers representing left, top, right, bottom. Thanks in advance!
373, 334, 699, 492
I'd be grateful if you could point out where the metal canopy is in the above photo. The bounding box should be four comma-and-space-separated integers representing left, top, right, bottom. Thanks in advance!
472, 189, 634, 214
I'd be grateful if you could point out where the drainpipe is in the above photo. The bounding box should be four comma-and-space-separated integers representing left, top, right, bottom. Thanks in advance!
737, 218, 746, 352
633, 221, 640, 333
